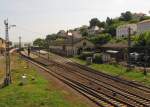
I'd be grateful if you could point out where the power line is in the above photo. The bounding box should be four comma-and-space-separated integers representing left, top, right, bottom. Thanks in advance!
15, 25, 45, 35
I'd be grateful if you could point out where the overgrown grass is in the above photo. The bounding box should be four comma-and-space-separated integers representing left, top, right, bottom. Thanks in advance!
70, 57, 150, 86
0, 54, 89, 107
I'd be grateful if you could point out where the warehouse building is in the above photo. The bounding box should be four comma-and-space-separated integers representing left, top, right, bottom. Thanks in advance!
49, 38, 95, 56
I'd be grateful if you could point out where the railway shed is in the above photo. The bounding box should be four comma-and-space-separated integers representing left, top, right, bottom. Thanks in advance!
97, 42, 128, 62
49, 38, 95, 56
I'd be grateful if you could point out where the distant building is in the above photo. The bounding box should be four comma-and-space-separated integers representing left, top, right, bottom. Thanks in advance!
89, 26, 104, 35
0, 37, 6, 55
12, 42, 33, 48
49, 38, 95, 56
137, 19, 150, 34
70, 30, 82, 38
133, 13, 146, 19
116, 24, 137, 39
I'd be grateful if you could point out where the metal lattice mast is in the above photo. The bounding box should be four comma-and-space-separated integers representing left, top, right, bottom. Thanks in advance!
4, 19, 11, 85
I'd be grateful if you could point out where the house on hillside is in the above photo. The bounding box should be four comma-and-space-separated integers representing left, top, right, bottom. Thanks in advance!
89, 26, 104, 35
137, 19, 150, 34
49, 38, 95, 56
57, 30, 82, 39
116, 24, 137, 39
0, 38, 6, 55
69, 30, 82, 38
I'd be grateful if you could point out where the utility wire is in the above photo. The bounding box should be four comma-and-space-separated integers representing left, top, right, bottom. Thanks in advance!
15, 25, 45, 36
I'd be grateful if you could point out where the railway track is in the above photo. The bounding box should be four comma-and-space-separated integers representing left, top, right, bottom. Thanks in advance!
32, 51, 150, 93
21, 52, 121, 107
21, 51, 150, 107
33, 51, 150, 91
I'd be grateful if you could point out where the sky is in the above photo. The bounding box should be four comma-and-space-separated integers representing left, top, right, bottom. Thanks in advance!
0, 0, 150, 42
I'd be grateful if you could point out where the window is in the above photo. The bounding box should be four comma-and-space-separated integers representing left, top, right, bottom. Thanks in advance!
83, 42, 86, 46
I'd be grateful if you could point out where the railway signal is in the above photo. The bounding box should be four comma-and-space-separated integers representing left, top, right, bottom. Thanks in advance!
4, 19, 16, 86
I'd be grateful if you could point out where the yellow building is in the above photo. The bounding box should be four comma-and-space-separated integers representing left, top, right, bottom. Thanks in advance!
0, 38, 6, 55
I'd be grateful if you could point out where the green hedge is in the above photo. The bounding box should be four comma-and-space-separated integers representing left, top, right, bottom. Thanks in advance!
93, 53, 103, 64
79, 51, 94, 60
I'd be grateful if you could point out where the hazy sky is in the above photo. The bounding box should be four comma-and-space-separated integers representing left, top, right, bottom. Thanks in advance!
0, 0, 150, 42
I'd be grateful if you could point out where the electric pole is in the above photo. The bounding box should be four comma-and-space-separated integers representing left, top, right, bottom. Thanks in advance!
127, 27, 131, 71
4, 19, 11, 85
19, 36, 21, 50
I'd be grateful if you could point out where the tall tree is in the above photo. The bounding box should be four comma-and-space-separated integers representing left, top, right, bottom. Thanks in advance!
33, 38, 45, 48
106, 17, 113, 25
45, 34, 57, 42
89, 18, 101, 28
120, 11, 132, 21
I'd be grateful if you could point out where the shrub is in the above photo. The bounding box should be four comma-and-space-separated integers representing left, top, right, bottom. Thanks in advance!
93, 53, 103, 63
79, 51, 94, 60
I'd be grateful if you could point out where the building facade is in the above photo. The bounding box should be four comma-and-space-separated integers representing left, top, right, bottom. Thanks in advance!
88, 26, 104, 35
116, 24, 137, 39
0, 38, 6, 55
137, 19, 150, 34
49, 38, 95, 56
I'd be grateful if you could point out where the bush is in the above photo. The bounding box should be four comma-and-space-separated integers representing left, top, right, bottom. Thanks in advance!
93, 53, 103, 63
79, 51, 94, 60
89, 33, 112, 44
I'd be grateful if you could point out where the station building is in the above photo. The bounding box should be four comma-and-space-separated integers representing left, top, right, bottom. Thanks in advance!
49, 38, 95, 56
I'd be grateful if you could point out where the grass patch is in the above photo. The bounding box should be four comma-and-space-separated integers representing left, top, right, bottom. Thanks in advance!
0, 54, 89, 107
70, 57, 150, 86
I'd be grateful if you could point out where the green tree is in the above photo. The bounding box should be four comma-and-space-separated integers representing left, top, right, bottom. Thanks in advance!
89, 33, 111, 44
45, 34, 57, 42
33, 38, 46, 48
105, 25, 116, 37
106, 17, 113, 25
134, 32, 150, 47
89, 18, 104, 28
80, 27, 88, 37
120, 11, 132, 21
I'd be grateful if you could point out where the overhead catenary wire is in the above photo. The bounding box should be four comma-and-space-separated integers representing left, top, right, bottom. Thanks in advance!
15, 25, 45, 36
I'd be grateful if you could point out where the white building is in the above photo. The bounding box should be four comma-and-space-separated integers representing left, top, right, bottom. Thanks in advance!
116, 24, 137, 39
137, 19, 150, 34
89, 26, 104, 35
